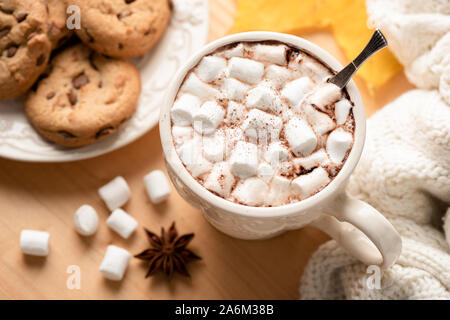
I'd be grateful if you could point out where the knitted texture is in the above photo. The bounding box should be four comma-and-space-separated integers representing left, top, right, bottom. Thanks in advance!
300, 0, 450, 299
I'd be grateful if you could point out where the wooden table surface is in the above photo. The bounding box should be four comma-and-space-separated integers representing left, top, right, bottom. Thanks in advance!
0, 0, 414, 299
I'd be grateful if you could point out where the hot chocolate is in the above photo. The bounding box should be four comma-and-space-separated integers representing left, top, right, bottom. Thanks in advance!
170, 41, 355, 207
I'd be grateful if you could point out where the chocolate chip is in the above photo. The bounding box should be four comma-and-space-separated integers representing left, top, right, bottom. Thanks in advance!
72, 72, 89, 89
144, 28, 153, 36
16, 12, 28, 22
0, 27, 11, 39
0, 7, 14, 15
46, 92, 55, 99
68, 91, 77, 105
88, 52, 98, 70
117, 10, 132, 20
95, 126, 114, 139
118, 43, 124, 50
98, 80, 103, 88
6, 45, 17, 58
36, 54, 46, 66
58, 130, 76, 139
125, 0, 136, 3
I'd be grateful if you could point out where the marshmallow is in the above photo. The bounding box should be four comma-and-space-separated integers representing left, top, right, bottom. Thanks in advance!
242, 109, 283, 141
202, 130, 225, 162
20, 230, 50, 257
335, 99, 352, 125
106, 208, 138, 239
99, 245, 131, 281
144, 170, 172, 204
292, 167, 331, 199
253, 44, 288, 65
266, 176, 291, 205
232, 177, 269, 206
204, 162, 235, 198
196, 56, 227, 82
281, 77, 314, 108
246, 84, 283, 113
293, 148, 330, 170
326, 128, 353, 164
285, 118, 317, 156
265, 65, 293, 89
300, 59, 332, 83
223, 43, 244, 58
228, 57, 264, 84
178, 139, 212, 177
172, 125, 193, 146
182, 73, 220, 100
193, 101, 225, 135
74, 205, 99, 236
257, 162, 275, 182
309, 83, 342, 111
230, 141, 259, 178
171, 94, 201, 125
225, 101, 246, 124
264, 142, 291, 165
98, 176, 131, 211
303, 104, 335, 135
221, 78, 249, 102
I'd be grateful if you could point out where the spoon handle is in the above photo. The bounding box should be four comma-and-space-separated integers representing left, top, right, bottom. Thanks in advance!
329, 29, 388, 89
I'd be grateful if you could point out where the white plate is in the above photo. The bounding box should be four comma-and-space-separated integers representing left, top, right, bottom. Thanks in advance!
0, 0, 209, 162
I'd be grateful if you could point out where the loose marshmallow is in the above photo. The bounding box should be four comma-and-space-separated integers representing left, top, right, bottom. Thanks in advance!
266, 176, 291, 205
74, 205, 99, 236
293, 148, 330, 170
106, 208, 138, 239
265, 142, 291, 165
221, 78, 249, 102
230, 141, 259, 178
246, 84, 283, 113
335, 99, 352, 125
203, 130, 225, 162
223, 43, 244, 58
193, 101, 225, 135
281, 77, 314, 108
232, 178, 269, 206
144, 170, 172, 204
99, 245, 131, 281
228, 57, 264, 84
171, 94, 201, 125
309, 83, 342, 111
242, 109, 283, 141
265, 65, 293, 89
20, 230, 50, 257
178, 139, 212, 177
285, 118, 317, 156
292, 167, 331, 199
204, 162, 235, 198
196, 56, 227, 82
257, 162, 275, 182
253, 44, 287, 65
303, 104, 335, 135
98, 176, 131, 211
225, 101, 246, 124
172, 125, 193, 146
327, 128, 353, 164
182, 73, 220, 100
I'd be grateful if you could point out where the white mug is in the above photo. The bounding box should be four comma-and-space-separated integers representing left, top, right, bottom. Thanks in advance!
160, 32, 402, 269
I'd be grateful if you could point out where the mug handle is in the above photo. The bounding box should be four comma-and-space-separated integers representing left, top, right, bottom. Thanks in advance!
310, 192, 402, 269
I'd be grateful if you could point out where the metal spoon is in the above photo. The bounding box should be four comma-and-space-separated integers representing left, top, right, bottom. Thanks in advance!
329, 29, 388, 89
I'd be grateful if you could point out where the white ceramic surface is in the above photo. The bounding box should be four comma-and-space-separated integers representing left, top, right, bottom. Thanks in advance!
0, 0, 209, 162
160, 32, 402, 269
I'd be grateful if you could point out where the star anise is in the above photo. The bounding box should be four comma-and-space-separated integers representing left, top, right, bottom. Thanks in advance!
135, 222, 201, 279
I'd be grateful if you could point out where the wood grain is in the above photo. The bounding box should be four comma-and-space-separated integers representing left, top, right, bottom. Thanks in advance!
0, 0, 413, 299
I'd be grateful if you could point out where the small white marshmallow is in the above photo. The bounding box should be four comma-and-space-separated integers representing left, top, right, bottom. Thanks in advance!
182, 73, 220, 100
172, 125, 193, 147
99, 245, 131, 281
20, 230, 50, 257
246, 84, 283, 113
242, 109, 283, 141
203, 130, 225, 162
228, 57, 264, 84
264, 142, 291, 165
326, 128, 353, 164
303, 104, 335, 135
196, 56, 227, 82
223, 43, 245, 58
281, 77, 314, 108
178, 139, 212, 177
266, 176, 291, 206
98, 176, 131, 211
106, 208, 138, 239
171, 94, 201, 125
265, 65, 293, 89
293, 148, 330, 170
204, 162, 235, 198
285, 118, 317, 156
309, 83, 342, 112
74, 205, 99, 236
253, 44, 288, 65
230, 141, 259, 178
221, 78, 249, 102
232, 178, 269, 206
193, 101, 225, 135
257, 162, 275, 182
144, 170, 172, 204
292, 167, 331, 199
225, 101, 246, 124
335, 99, 352, 125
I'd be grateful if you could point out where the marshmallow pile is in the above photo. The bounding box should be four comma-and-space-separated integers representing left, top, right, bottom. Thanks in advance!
172, 41, 355, 206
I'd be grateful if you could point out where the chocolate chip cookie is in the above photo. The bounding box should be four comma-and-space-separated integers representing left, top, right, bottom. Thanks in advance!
46, 0, 73, 49
0, 0, 52, 100
71, 0, 171, 58
25, 44, 141, 147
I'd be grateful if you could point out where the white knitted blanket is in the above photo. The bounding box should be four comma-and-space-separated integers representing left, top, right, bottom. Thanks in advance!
299, 0, 450, 299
